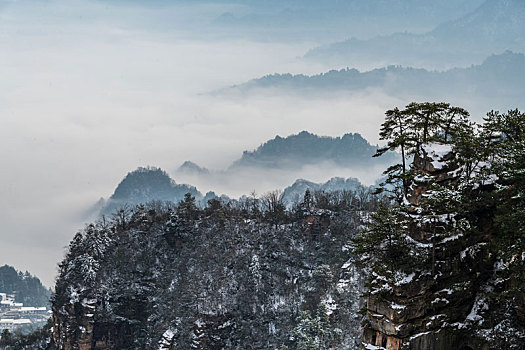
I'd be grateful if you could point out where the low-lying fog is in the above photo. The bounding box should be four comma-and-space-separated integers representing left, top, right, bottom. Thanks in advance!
0, 0, 503, 286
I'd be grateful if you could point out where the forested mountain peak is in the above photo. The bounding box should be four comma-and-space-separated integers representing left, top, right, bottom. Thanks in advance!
177, 161, 210, 175
100, 167, 201, 216
231, 130, 393, 169
0, 265, 50, 307
111, 167, 177, 200
50, 188, 377, 349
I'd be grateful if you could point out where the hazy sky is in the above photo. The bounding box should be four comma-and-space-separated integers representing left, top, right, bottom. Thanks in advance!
8, 0, 513, 289
0, 0, 411, 286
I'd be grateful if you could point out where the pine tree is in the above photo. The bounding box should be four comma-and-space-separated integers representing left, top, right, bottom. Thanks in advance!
290, 304, 340, 350
374, 102, 471, 201
483, 110, 525, 294
374, 107, 414, 198
352, 203, 418, 277
177, 193, 199, 221
303, 188, 313, 211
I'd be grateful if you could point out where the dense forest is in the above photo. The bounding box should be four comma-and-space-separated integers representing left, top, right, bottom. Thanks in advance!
0, 265, 50, 307
50, 188, 380, 350
100, 167, 202, 217
357, 103, 525, 349
1, 103, 524, 349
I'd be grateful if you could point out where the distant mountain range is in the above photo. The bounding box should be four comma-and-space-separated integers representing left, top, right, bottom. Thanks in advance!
209, 0, 484, 39
230, 131, 395, 169
304, 0, 525, 68
100, 166, 369, 215
177, 131, 395, 173
99, 131, 394, 215
93, 0, 484, 42
227, 51, 525, 111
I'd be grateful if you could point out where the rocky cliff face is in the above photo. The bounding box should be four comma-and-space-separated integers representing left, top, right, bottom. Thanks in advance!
50, 197, 369, 350
361, 143, 524, 350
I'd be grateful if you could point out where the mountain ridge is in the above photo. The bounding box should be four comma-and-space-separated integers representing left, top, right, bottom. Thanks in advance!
304, 0, 525, 68
230, 130, 394, 169
100, 167, 202, 216
98, 131, 395, 216
233, 51, 525, 92
226, 51, 525, 113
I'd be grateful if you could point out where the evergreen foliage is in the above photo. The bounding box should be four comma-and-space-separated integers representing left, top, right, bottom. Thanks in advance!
289, 305, 341, 350
0, 319, 53, 350
483, 110, 525, 295
359, 102, 525, 348
374, 102, 471, 200
352, 204, 419, 277
51, 188, 379, 349
0, 265, 50, 307
233, 130, 395, 169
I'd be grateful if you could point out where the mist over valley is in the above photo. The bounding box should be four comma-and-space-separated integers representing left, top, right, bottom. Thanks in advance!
0, 0, 524, 349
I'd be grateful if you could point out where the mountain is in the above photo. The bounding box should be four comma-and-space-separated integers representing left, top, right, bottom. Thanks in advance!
358, 106, 525, 349
230, 131, 396, 170
304, 0, 525, 68
100, 167, 202, 216
208, 0, 484, 40
177, 161, 210, 176
431, 0, 525, 48
0, 265, 50, 307
282, 177, 365, 206
51, 191, 368, 349
229, 51, 525, 111
98, 0, 483, 43
99, 132, 394, 217
12, 103, 525, 350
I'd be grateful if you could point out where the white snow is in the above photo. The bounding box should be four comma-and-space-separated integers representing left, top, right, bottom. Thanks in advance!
322, 294, 337, 316
395, 272, 415, 286
421, 143, 453, 170
391, 302, 406, 310
440, 233, 463, 243
409, 331, 431, 341
341, 260, 353, 270
158, 329, 175, 350
268, 322, 276, 335
431, 297, 449, 305
336, 278, 351, 290
459, 242, 487, 261
217, 319, 233, 329
437, 288, 453, 295
405, 235, 432, 248
466, 296, 488, 325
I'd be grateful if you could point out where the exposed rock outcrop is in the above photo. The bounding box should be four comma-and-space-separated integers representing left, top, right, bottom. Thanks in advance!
361, 143, 506, 350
